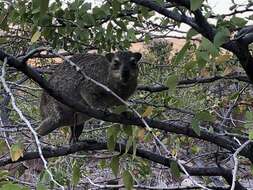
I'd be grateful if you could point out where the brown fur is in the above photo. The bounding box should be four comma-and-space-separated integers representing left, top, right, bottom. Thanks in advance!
37, 51, 141, 142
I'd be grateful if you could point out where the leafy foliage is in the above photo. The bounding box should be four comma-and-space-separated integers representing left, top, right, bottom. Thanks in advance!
1, 0, 253, 189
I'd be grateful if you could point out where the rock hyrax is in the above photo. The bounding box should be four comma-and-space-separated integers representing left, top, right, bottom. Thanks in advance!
37, 51, 142, 143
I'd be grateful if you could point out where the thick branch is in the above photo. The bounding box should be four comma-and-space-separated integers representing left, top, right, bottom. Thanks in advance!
0, 49, 253, 163
0, 140, 246, 190
137, 75, 250, 92
130, 0, 199, 30
132, 0, 253, 92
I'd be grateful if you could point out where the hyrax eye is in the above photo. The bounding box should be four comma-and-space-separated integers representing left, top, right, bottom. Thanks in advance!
130, 59, 137, 66
129, 57, 137, 66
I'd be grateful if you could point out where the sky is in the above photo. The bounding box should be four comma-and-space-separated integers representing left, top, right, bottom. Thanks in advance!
86, 0, 251, 36
88, 0, 249, 15
208, 0, 248, 14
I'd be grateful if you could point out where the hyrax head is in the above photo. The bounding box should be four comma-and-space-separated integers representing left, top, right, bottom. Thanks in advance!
105, 51, 142, 85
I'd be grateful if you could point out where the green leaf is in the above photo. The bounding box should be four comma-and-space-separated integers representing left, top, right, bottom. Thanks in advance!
107, 135, 117, 152
201, 38, 219, 57
125, 136, 133, 154
107, 124, 120, 151
122, 170, 133, 190
81, 2, 92, 10
186, 28, 198, 40
93, 7, 106, 19
231, 16, 247, 27
99, 160, 107, 169
39, 15, 51, 26
10, 143, 24, 161
0, 183, 26, 190
160, 18, 170, 26
166, 74, 179, 90
72, 161, 80, 186
114, 20, 127, 31
32, 8, 40, 14
191, 145, 201, 154
251, 165, 253, 176
144, 34, 151, 44
195, 110, 214, 122
244, 111, 253, 128
112, 0, 121, 15
191, 118, 200, 136
249, 130, 253, 140
127, 29, 136, 41
40, 0, 49, 17
191, 110, 213, 136
213, 28, 230, 47
83, 13, 95, 25
170, 160, 181, 178
36, 183, 47, 190
132, 137, 137, 158
190, 0, 204, 11
144, 132, 153, 142
229, 92, 239, 100
39, 170, 50, 184
0, 170, 8, 179
110, 156, 120, 176
0, 140, 7, 155
32, 0, 40, 11
245, 111, 253, 121
0, 14, 8, 30
172, 42, 190, 65
123, 125, 133, 136
140, 7, 152, 19
107, 124, 120, 137
31, 31, 41, 43
197, 37, 219, 62
197, 50, 210, 62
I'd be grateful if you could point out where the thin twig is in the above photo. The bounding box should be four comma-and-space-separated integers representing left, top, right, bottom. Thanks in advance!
219, 84, 249, 130
50, 49, 210, 190
85, 176, 229, 189
231, 140, 252, 190
0, 58, 64, 190
18, 47, 49, 63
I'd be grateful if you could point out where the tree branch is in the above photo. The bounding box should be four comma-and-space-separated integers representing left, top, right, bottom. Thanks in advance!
130, 0, 200, 30
131, 0, 253, 93
0, 140, 246, 190
137, 74, 250, 92
0, 49, 253, 164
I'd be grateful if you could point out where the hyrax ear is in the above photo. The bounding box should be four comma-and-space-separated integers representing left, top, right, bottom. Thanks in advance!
133, 52, 142, 62
105, 53, 115, 62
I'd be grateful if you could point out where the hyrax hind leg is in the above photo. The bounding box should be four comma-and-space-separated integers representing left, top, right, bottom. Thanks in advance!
36, 114, 63, 137
69, 113, 90, 144
69, 124, 85, 144
37, 101, 69, 136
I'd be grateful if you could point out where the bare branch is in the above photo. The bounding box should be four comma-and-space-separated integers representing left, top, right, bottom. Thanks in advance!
0, 140, 245, 189
137, 75, 250, 93
0, 59, 64, 190
0, 49, 253, 163
231, 140, 253, 190
130, 0, 199, 30
49, 50, 207, 189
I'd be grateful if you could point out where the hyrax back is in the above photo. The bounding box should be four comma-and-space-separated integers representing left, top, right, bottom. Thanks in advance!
37, 51, 142, 142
